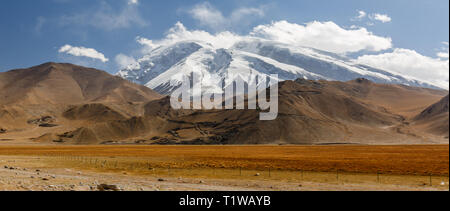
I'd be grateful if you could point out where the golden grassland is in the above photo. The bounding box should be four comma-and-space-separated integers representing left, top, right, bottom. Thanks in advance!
0, 145, 448, 176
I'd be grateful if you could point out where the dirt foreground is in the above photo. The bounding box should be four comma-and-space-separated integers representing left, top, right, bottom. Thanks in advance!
0, 145, 448, 191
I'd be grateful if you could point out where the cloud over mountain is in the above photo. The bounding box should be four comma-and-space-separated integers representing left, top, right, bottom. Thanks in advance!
59, 45, 109, 63
251, 21, 392, 54
187, 2, 266, 31
356, 48, 449, 89
135, 21, 392, 55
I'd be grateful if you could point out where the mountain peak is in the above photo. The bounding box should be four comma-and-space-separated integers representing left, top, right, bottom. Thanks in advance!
118, 39, 442, 95
0, 63, 162, 106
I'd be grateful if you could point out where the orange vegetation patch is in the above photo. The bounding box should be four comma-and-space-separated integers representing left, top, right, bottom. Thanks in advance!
0, 145, 448, 176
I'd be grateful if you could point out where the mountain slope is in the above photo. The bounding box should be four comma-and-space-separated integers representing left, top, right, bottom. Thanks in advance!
138, 79, 447, 145
1, 63, 447, 145
0, 63, 162, 141
0, 62, 161, 106
413, 95, 449, 137
117, 40, 442, 95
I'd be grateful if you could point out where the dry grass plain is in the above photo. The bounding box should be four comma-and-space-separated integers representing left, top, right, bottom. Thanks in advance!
0, 145, 449, 191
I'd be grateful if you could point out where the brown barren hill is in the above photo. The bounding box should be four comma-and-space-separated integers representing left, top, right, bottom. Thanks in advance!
0, 63, 448, 145
327, 78, 448, 118
142, 79, 448, 145
0, 63, 162, 143
413, 95, 449, 137
0, 62, 161, 105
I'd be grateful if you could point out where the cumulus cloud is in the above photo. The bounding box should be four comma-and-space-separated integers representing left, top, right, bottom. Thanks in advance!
188, 2, 265, 31
356, 49, 449, 89
58, 44, 109, 62
137, 22, 242, 52
371, 13, 392, 23
136, 21, 392, 54
115, 53, 137, 69
60, 1, 146, 31
251, 21, 392, 54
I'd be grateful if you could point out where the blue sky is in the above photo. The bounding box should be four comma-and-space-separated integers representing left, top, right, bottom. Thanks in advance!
0, 0, 448, 79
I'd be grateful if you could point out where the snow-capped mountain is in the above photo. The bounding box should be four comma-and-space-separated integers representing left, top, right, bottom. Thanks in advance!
117, 39, 441, 95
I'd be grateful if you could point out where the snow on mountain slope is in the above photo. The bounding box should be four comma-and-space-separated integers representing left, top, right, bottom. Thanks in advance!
117, 39, 441, 95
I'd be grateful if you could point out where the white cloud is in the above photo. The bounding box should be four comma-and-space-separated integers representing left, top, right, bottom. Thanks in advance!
136, 37, 160, 50
188, 2, 265, 31
60, 1, 146, 31
353, 11, 392, 24
356, 48, 449, 89
128, 0, 138, 5
371, 13, 392, 23
251, 21, 392, 54
436, 41, 450, 59
437, 52, 449, 59
137, 22, 243, 52
115, 54, 137, 69
358, 11, 367, 19
352, 10, 367, 21
58, 44, 109, 63
136, 21, 392, 54
189, 2, 225, 30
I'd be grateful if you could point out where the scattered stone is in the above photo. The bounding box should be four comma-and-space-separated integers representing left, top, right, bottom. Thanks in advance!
42, 178, 49, 181
158, 178, 166, 182
35, 169, 40, 172
39, 123, 58, 128
254, 173, 261, 176
199, 180, 205, 184
97, 184, 120, 191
